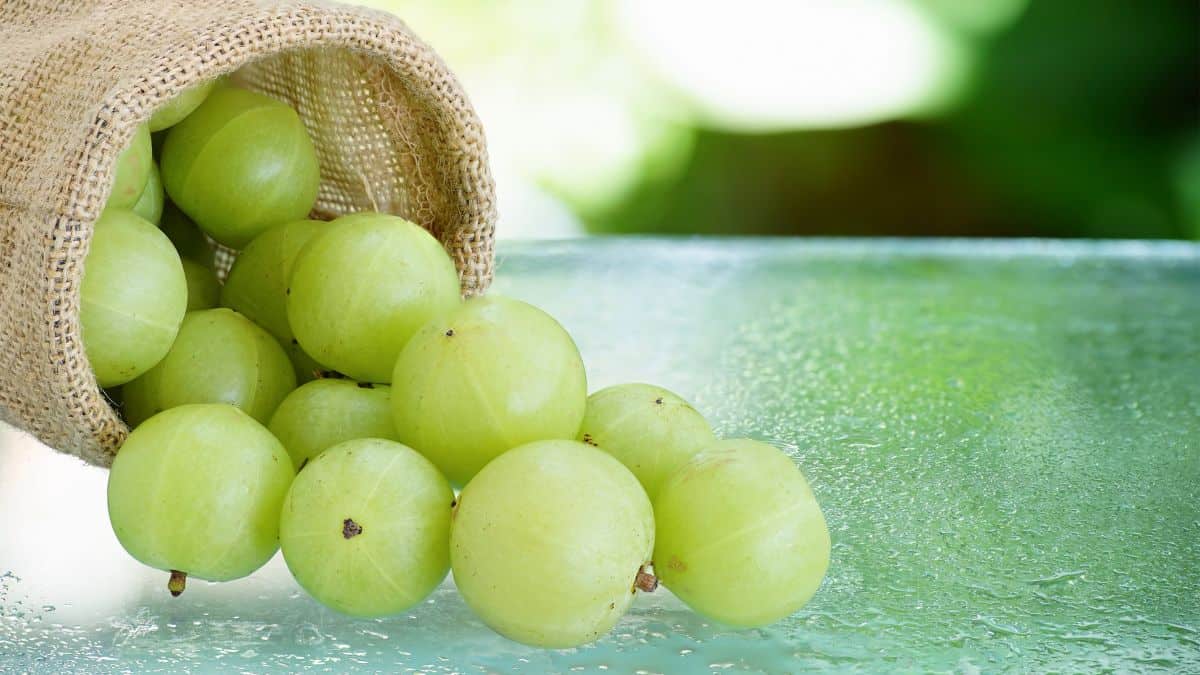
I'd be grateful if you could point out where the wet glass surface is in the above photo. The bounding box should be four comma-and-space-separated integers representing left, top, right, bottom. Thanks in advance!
3, 238, 1198, 672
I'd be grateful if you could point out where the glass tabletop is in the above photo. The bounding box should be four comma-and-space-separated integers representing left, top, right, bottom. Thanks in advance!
3, 238, 1198, 672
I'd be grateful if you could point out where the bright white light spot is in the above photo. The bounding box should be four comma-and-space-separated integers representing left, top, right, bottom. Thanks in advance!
0, 425, 155, 623
617, 0, 968, 130
357, 0, 688, 227
472, 79, 650, 213
491, 170, 587, 240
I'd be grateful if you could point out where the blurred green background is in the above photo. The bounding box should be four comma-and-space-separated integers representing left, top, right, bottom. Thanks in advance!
359, 0, 1199, 240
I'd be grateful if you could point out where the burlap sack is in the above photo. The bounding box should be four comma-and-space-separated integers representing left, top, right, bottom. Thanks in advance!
0, 0, 497, 468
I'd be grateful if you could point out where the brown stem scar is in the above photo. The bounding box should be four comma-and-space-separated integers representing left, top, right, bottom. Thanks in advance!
635, 565, 658, 593
343, 518, 363, 539
445, 329, 455, 337
168, 570, 187, 597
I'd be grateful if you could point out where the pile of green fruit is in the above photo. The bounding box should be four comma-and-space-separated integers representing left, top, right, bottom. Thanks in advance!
88, 80, 831, 649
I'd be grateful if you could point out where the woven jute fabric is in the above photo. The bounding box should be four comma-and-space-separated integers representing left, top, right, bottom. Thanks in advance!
0, 0, 497, 468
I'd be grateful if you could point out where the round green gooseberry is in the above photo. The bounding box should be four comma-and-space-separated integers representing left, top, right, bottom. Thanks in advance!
450, 440, 655, 648
268, 379, 398, 470
221, 219, 322, 340
182, 258, 220, 311
122, 308, 296, 427
160, 202, 216, 269
149, 80, 216, 132
578, 383, 715, 499
129, 163, 164, 225
107, 403, 294, 595
653, 439, 831, 628
81, 209, 187, 387
106, 123, 152, 209
287, 213, 461, 383
279, 438, 453, 617
220, 219, 325, 380
390, 295, 587, 486
160, 86, 320, 248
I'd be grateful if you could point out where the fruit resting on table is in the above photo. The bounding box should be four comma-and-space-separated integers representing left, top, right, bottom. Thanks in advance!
91, 81, 831, 649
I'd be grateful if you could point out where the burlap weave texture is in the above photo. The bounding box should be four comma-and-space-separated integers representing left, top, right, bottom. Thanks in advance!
0, 0, 497, 467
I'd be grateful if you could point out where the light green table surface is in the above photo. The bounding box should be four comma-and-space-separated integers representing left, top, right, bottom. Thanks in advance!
2, 238, 1198, 672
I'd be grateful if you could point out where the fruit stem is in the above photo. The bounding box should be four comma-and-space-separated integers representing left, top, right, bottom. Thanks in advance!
168, 570, 187, 597
635, 564, 658, 593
